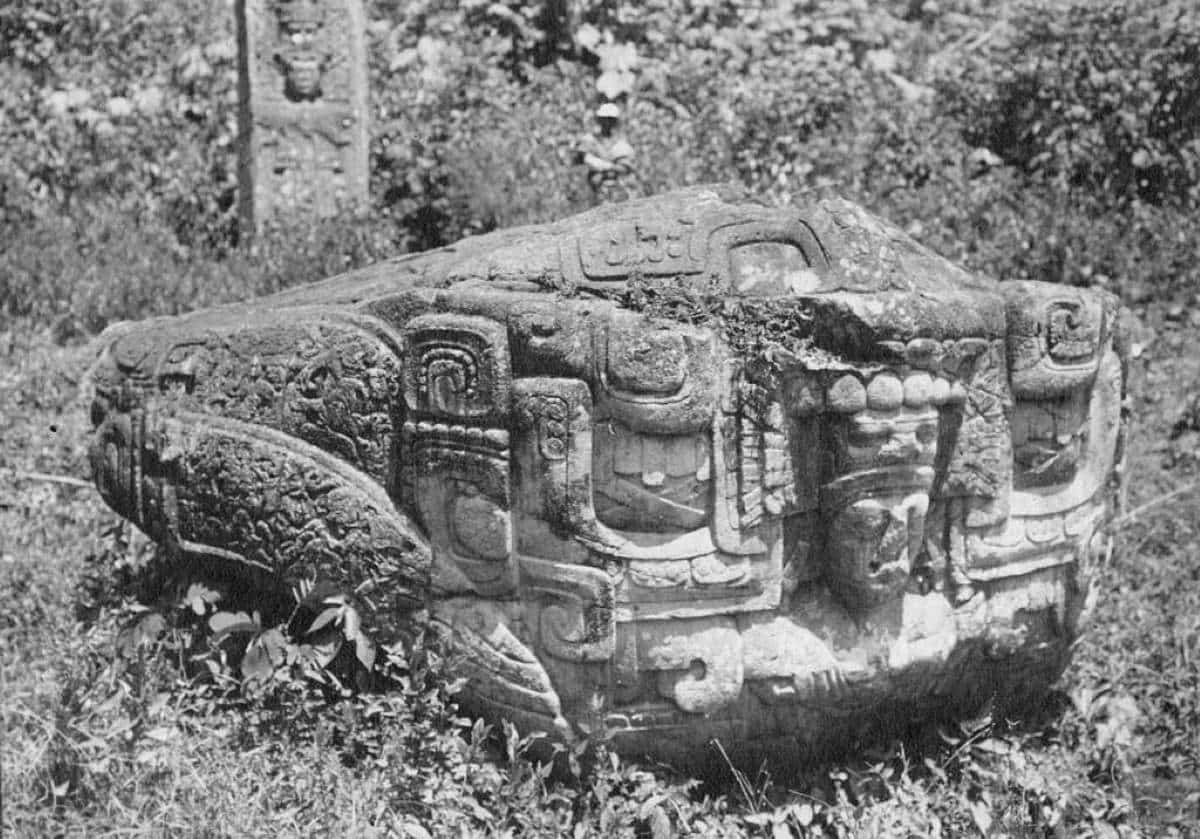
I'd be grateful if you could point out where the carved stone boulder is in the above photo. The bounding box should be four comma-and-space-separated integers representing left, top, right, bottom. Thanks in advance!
87, 188, 1129, 766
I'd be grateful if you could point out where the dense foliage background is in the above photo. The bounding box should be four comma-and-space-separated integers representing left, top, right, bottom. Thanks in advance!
3, 1, 1200, 836
4, 0, 1200, 333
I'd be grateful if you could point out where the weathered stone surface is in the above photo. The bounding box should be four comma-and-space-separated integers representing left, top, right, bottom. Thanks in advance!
86, 187, 1130, 766
236, 0, 369, 229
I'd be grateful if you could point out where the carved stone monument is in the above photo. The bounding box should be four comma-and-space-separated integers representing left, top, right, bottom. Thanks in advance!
87, 188, 1129, 766
236, 0, 369, 229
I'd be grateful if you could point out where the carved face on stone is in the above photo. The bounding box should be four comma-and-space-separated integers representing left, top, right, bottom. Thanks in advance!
822, 406, 939, 612
1005, 286, 1109, 492
275, 2, 326, 100
823, 474, 932, 609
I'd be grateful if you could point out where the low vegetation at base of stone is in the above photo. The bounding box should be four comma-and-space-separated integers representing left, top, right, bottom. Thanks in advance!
5, 327, 1198, 835
3, 0, 1200, 836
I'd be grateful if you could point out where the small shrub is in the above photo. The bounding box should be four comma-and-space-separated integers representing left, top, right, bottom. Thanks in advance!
938, 0, 1200, 208
0, 0, 239, 237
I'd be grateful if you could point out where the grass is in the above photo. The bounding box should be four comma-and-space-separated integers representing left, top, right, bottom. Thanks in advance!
2, 273, 1199, 837
4, 0, 1200, 832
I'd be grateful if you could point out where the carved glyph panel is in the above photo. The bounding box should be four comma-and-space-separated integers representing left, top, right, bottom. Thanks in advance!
236, 0, 369, 228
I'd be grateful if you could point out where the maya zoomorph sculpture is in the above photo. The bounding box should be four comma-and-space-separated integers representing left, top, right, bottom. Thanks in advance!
87, 188, 1129, 765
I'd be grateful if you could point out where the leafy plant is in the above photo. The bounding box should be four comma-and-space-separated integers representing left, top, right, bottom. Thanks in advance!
937, 0, 1200, 208
6, 1, 1200, 834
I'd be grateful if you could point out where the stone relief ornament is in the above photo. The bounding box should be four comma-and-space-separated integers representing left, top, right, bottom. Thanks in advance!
235, 0, 369, 228
86, 187, 1130, 766
274, 0, 330, 102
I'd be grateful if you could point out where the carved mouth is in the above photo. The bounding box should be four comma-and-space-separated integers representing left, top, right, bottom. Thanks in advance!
829, 552, 912, 609
1012, 388, 1089, 489
86, 324, 172, 422
89, 410, 144, 527
820, 465, 936, 509
89, 403, 177, 544
593, 423, 712, 533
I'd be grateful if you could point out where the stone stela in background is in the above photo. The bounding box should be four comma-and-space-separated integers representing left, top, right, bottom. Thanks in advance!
85, 188, 1130, 767
236, 0, 369, 231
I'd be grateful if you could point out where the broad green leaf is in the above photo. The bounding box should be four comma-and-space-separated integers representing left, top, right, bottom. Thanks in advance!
185, 581, 220, 615
648, 805, 672, 839
354, 634, 377, 671
306, 606, 342, 636
241, 638, 273, 683
208, 610, 257, 642
402, 822, 433, 839
306, 636, 341, 668
257, 628, 289, 664
638, 794, 666, 821
341, 604, 363, 640
137, 612, 165, 642
969, 799, 993, 835
143, 725, 176, 743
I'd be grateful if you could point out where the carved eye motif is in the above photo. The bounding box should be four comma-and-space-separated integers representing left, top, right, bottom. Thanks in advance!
159, 374, 194, 395
299, 365, 332, 398
840, 500, 890, 539
847, 424, 892, 449
605, 327, 687, 395
1046, 301, 1099, 364
1011, 392, 1089, 489
157, 346, 201, 396
844, 410, 940, 470
401, 315, 510, 422
832, 492, 928, 577
530, 317, 558, 338
515, 392, 570, 462
730, 242, 822, 296
451, 490, 510, 562
541, 420, 567, 460
422, 352, 479, 413
915, 421, 938, 446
